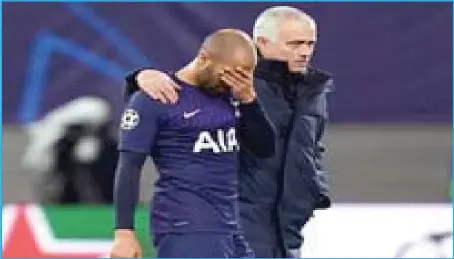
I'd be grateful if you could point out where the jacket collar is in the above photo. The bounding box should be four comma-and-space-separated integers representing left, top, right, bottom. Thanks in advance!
255, 58, 290, 84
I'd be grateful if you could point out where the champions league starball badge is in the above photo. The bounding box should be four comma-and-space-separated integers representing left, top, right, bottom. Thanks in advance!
121, 109, 140, 130
229, 98, 241, 118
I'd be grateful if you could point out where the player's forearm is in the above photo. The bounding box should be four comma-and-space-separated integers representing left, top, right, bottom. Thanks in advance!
114, 150, 147, 230
239, 99, 276, 158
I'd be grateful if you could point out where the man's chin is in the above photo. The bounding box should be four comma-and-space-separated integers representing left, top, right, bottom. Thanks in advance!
289, 66, 308, 74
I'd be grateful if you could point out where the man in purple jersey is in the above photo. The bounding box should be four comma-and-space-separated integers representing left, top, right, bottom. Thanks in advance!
110, 29, 275, 258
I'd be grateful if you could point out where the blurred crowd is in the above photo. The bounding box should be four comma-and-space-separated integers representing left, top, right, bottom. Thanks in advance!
21, 97, 118, 204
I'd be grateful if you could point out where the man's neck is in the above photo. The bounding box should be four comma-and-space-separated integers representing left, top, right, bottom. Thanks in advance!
176, 61, 199, 87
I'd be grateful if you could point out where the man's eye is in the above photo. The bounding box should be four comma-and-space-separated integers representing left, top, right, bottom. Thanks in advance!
286, 42, 299, 48
287, 41, 316, 47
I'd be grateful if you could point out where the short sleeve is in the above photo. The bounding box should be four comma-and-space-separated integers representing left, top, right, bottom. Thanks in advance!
118, 91, 164, 154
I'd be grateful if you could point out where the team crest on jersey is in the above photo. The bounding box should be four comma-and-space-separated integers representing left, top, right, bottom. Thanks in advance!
193, 128, 239, 153
234, 108, 241, 118
229, 98, 241, 118
229, 98, 240, 107
121, 109, 140, 130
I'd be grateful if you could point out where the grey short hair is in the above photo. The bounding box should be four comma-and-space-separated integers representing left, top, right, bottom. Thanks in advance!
253, 6, 316, 43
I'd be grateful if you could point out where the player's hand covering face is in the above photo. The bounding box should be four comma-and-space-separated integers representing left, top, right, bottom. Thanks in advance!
197, 49, 257, 96
221, 67, 256, 104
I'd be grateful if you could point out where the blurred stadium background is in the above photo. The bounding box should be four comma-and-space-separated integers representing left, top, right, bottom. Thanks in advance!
2, 2, 453, 258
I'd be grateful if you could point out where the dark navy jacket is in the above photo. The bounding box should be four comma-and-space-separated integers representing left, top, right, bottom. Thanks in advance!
238, 58, 333, 256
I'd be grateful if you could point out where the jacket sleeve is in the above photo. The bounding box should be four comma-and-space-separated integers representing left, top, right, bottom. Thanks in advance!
314, 117, 331, 209
124, 68, 154, 101
277, 80, 334, 253
313, 79, 334, 209
238, 98, 276, 158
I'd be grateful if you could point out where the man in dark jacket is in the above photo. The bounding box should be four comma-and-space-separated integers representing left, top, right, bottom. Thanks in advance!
123, 6, 333, 258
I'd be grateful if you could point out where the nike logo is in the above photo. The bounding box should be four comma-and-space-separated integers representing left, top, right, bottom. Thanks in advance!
173, 221, 189, 227
183, 109, 201, 119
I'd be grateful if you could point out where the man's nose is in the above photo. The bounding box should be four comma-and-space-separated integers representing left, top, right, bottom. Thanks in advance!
297, 44, 312, 56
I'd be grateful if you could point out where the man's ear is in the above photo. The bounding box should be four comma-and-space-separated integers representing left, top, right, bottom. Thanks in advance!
197, 50, 212, 70
255, 36, 269, 48
255, 36, 271, 57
